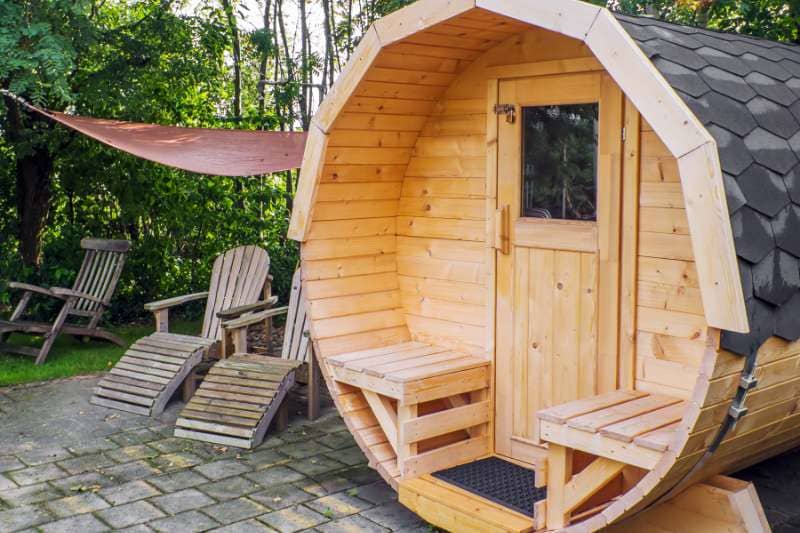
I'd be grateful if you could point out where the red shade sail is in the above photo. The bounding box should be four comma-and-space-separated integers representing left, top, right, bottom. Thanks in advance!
0, 89, 307, 177
46, 111, 307, 176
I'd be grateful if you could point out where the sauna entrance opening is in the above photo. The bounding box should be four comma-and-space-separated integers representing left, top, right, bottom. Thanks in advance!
494, 72, 624, 466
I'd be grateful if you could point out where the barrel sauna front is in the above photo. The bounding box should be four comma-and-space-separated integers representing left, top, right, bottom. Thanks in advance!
289, 1, 800, 530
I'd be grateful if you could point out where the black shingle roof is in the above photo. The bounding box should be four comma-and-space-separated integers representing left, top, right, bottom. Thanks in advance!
616, 14, 800, 355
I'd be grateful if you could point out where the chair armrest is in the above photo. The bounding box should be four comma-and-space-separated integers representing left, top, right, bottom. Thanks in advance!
216, 296, 279, 320
144, 292, 209, 312
222, 306, 289, 330
50, 287, 105, 304
7, 282, 61, 299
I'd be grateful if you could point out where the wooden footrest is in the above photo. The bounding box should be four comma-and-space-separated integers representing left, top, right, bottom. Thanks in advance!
91, 332, 215, 416
174, 354, 301, 448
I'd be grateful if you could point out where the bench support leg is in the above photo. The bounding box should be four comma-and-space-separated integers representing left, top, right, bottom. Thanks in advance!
397, 403, 418, 478
546, 444, 574, 529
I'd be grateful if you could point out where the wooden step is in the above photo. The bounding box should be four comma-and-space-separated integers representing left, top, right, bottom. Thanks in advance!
399, 474, 536, 533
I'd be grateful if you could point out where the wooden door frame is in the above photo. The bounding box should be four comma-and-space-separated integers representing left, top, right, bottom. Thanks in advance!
488, 70, 625, 467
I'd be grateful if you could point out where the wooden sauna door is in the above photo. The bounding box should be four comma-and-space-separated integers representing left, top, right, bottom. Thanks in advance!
494, 72, 624, 464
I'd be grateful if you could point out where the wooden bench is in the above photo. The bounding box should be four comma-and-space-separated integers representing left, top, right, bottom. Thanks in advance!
327, 341, 491, 479
536, 390, 685, 528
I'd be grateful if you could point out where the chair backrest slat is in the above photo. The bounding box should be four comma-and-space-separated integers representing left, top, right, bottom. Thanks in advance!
72, 239, 131, 313
282, 269, 310, 363
201, 246, 270, 341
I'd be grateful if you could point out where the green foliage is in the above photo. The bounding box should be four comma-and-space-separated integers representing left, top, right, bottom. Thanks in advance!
0, 0, 298, 324
603, 0, 800, 42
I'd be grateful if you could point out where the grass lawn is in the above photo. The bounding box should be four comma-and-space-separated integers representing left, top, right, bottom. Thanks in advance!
0, 320, 201, 388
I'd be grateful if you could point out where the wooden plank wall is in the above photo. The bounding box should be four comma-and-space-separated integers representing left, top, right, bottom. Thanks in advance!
635, 121, 709, 399
398, 26, 594, 357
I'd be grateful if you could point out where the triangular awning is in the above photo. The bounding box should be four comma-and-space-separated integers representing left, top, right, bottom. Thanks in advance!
5, 93, 307, 176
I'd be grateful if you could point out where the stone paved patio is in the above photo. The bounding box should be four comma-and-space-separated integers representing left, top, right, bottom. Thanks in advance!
0, 376, 428, 532
3, 376, 800, 532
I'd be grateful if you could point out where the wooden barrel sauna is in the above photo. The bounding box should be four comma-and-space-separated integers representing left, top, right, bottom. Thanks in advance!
287, 0, 800, 530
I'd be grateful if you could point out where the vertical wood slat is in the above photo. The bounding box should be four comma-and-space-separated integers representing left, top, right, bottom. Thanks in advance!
619, 98, 641, 390
596, 73, 625, 395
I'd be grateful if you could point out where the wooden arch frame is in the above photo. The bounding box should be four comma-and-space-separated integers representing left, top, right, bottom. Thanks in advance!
288, 0, 748, 334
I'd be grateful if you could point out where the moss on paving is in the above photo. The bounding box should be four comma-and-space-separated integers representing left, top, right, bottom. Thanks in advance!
0, 320, 200, 387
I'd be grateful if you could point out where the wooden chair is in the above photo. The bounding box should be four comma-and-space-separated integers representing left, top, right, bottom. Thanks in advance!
0, 238, 131, 365
174, 269, 322, 449
91, 245, 273, 417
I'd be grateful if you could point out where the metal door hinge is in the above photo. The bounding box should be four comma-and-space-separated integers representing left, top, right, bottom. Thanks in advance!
494, 103, 516, 124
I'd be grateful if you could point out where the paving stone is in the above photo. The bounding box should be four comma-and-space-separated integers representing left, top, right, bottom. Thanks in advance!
209, 519, 272, 532
306, 492, 372, 519
150, 452, 204, 472
99, 480, 161, 506
0, 456, 26, 473
17, 447, 73, 467
281, 440, 333, 460
0, 503, 53, 531
95, 500, 165, 529
147, 438, 195, 454
106, 445, 159, 464
57, 453, 115, 475
109, 429, 161, 447
100, 460, 160, 483
290, 455, 346, 477
352, 482, 396, 506
329, 446, 367, 467
258, 504, 328, 532
280, 428, 327, 444
2, 483, 64, 507
150, 510, 220, 532
317, 514, 390, 533
246, 466, 305, 488
202, 497, 268, 524
239, 449, 290, 468
194, 459, 252, 481
39, 513, 110, 533
50, 472, 114, 492
317, 432, 357, 451
340, 466, 381, 486
9, 463, 68, 486
248, 484, 314, 510
360, 502, 427, 531
146, 469, 208, 492
116, 525, 155, 533
0, 473, 17, 491
45, 492, 110, 518
149, 488, 215, 514
66, 438, 117, 456
302, 472, 356, 496
200, 476, 261, 501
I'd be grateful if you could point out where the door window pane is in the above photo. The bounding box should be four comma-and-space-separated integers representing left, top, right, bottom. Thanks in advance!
521, 104, 599, 221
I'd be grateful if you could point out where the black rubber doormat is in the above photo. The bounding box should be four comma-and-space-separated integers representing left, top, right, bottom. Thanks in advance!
432, 456, 546, 517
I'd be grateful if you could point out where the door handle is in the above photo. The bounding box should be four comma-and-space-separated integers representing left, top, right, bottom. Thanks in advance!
495, 205, 510, 255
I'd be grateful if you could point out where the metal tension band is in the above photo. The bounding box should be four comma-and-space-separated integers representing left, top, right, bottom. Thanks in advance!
637, 345, 760, 512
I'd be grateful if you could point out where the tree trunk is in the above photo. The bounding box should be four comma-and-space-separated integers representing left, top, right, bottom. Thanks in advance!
298, 0, 311, 129
15, 150, 54, 267
257, 0, 272, 115
222, 0, 242, 119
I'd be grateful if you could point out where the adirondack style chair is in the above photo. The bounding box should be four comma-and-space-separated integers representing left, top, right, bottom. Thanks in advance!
91, 245, 273, 417
0, 238, 131, 365
174, 269, 320, 449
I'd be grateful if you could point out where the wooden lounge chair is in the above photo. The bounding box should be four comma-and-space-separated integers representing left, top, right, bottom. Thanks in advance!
0, 238, 131, 365
174, 269, 320, 448
91, 245, 273, 417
